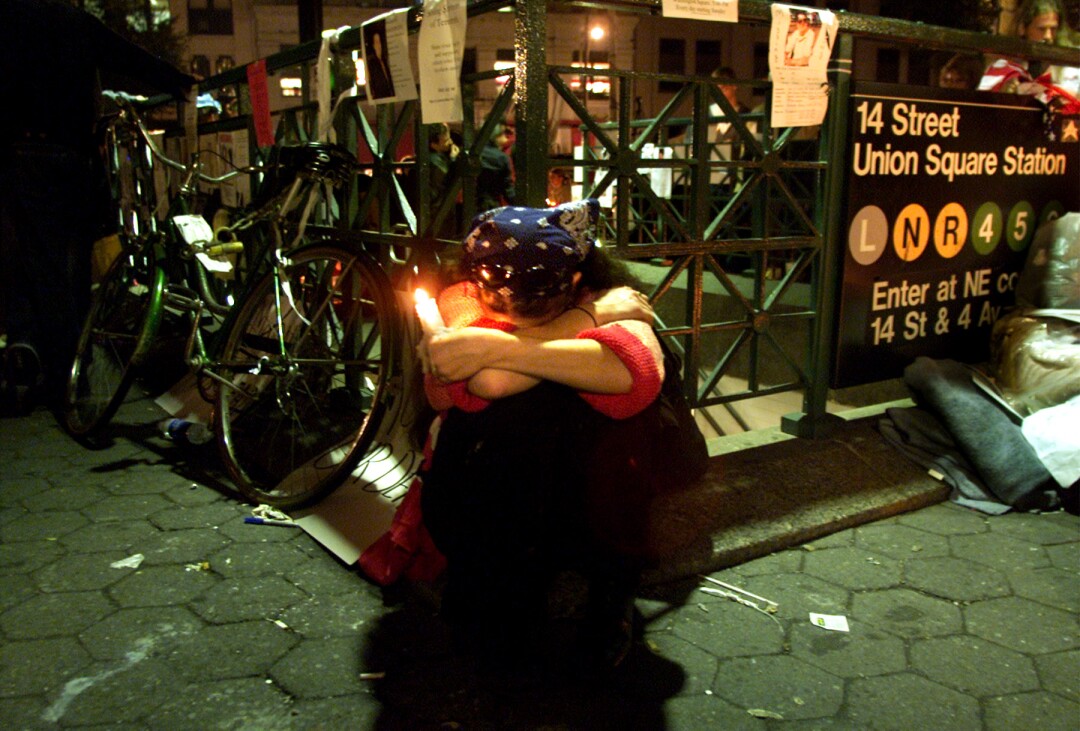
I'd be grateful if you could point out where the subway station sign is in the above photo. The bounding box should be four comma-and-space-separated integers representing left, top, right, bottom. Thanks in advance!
832, 81, 1079, 388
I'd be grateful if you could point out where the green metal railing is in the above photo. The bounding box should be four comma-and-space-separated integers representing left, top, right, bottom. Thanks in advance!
145, 0, 1078, 438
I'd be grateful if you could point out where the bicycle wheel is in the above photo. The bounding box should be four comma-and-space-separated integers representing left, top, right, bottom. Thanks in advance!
63, 246, 166, 438
215, 243, 399, 509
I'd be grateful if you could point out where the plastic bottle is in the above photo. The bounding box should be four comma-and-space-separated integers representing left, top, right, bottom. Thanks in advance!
159, 418, 213, 446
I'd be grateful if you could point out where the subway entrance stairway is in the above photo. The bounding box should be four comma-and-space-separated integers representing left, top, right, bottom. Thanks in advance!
1, 390, 1077, 730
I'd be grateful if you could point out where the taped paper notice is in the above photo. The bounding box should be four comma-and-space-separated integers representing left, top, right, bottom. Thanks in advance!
768, 4, 837, 128
361, 10, 417, 105
419, 0, 466, 123
661, 0, 737, 23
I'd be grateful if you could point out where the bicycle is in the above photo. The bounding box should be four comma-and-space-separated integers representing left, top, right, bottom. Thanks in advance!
63, 95, 403, 511
63, 92, 250, 438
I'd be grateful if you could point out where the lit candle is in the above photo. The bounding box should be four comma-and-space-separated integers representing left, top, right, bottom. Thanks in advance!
414, 288, 446, 336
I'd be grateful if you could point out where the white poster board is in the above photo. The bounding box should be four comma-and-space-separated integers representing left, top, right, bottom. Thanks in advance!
419, 0, 467, 124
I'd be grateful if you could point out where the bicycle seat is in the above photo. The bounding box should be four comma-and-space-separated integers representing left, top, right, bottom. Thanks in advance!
276, 142, 359, 186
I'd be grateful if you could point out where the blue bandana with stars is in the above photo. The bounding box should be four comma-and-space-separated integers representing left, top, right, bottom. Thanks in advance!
461, 199, 599, 300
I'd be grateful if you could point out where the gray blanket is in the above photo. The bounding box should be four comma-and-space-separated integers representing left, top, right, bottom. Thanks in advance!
879, 357, 1060, 513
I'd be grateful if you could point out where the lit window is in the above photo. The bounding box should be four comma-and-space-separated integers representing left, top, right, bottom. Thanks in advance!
494, 48, 514, 86
571, 51, 610, 98
280, 78, 303, 97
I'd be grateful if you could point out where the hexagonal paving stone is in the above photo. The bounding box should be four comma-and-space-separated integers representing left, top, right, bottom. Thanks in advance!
58, 519, 160, 553
983, 690, 1080, 731
1044, 541, 1080, 572
903, 556, 1011, 602
847, 673, 981, 731
138, 527, 231, 567
81, 494, 173, 523
271, 636, 370, 699
190, 575, 308, 623
0, 573, 36, 612
278, 595, 386, 639
639, 630, 719, 696
0, 697, 52, 731
738, 572, 851, 623
0, 476, 51, 508
0, 591, 116, 640
951, 531, 1050, 572
283, 557, 377, 598
896, 502, 990, 536
669, 597, 786, 658
97, 466, 183, 496
663, 693, 763, 730
713, 655, 844, 721
163, 619, 299, 681
206, 539, 310, 578
108, 565, 219, 608
854, 523, 950, 559
802, 529, 855, 550
1034, 649, 1080, 703
32, 552, 135, 592
149, 502, 246, 531
789, 621, 906, 679
52, 656, 174, 726
164, 482, 229, 506
965, 596, 1080, 654
0, 637, 91, 696
145, 677, 296, 729
735, 549, 804, 576
0, 506, 22, 528
988, 512, 1080, 546
1009, 566, 1080, 612
0, 511, 88, 542
20, 485, 110, 512
802, 546, 902, 591
78, 605, 204, 661
0, 538, 65, 575
850, 588, 963, 639
910, 635, 1039, 696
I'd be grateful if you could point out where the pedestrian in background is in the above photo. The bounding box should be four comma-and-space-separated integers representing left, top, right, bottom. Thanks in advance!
980, 0, 1069, 94
475, 121, 515, 211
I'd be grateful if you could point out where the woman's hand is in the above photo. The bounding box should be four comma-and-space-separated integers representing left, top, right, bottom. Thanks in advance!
417, 327, 516, 382
583, 286, 654, 326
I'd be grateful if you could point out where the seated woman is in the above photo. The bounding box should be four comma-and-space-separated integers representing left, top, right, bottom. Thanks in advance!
419, 199, 664, 669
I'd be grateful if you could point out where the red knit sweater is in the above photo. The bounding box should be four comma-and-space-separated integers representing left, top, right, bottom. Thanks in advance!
424, 282, 663, 419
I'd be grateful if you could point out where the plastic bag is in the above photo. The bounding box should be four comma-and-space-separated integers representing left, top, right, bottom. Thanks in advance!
1015, 213, 1080, 309
990, 312, 1080, 416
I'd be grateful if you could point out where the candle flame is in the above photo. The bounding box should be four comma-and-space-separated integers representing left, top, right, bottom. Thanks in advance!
414, 288, 431, 304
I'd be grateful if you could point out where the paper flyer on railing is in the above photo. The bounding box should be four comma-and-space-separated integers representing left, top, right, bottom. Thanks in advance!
661, 0, 737, 23
361, 9, 417, 105
769, 4, 836, 128
419, 0, 466, 124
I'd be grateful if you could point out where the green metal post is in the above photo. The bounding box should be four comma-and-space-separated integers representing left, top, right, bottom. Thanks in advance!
782, 33, 853, 438
513, 0, 549, 207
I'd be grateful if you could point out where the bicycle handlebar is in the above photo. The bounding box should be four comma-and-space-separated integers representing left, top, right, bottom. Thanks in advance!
103, 90, 266, 185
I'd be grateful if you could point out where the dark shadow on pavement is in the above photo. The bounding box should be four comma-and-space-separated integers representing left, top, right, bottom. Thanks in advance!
360, 586, 687, 730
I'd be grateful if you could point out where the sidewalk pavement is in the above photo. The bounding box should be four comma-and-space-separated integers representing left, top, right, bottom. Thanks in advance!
1, 392, 1077, 730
